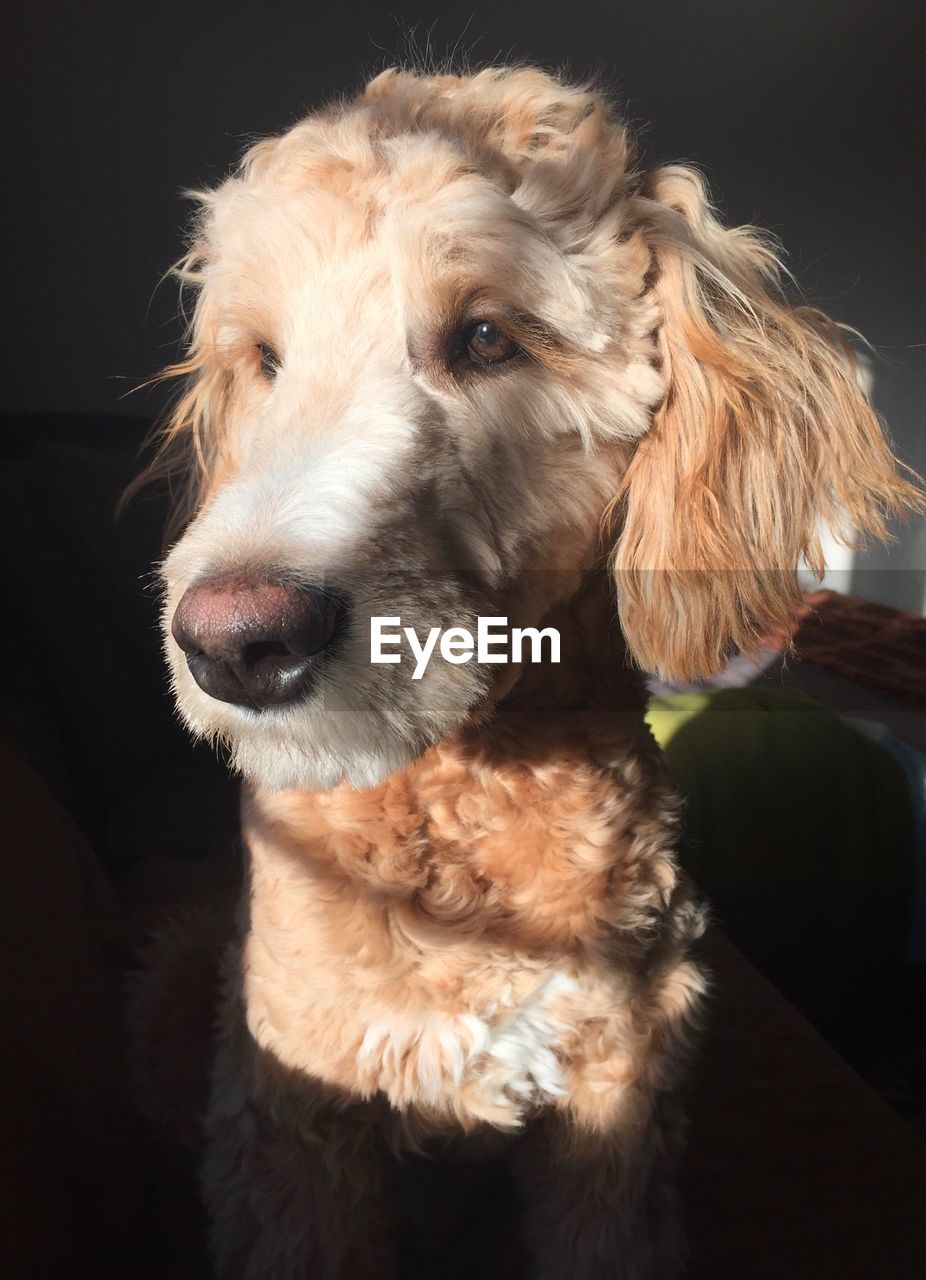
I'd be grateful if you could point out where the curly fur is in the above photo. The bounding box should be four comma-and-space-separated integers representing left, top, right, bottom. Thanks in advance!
130, 65, 921, 1278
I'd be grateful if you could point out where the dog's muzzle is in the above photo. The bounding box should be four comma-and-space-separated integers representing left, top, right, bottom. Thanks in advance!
171, 576, 343, 711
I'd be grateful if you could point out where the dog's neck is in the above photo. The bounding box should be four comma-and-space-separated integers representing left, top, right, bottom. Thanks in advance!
242, 569, 666, 958
237, 571, 685, 1130
491, 566, 646, 723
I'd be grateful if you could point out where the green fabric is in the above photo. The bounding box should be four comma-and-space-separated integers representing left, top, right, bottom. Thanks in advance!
645, 688, 911, 897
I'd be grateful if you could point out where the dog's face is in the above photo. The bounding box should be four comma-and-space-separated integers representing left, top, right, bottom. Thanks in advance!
156, 67, 918, 791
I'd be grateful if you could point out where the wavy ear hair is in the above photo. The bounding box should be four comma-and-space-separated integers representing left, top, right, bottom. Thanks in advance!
121, 226, 235, 542
612, 165, 923, 681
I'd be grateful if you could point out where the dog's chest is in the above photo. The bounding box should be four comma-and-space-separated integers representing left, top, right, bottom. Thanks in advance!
245, 912, 583, 1130
239, 734, 652, 1130
352, 969, 579, 1127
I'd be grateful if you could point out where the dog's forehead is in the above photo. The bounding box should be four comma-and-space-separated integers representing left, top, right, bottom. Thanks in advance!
252, 103, 511, 202
204, 124, 569, 339
215, 122, 527, 266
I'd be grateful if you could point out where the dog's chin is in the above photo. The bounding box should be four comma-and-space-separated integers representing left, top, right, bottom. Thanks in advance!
172, 680, 447, 792
178, 701, 430, 792
169, 642, 490, 793
227, 730, 420, 792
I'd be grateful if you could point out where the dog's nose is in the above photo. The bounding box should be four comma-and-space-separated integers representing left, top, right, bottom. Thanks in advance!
171, 577, 341, 710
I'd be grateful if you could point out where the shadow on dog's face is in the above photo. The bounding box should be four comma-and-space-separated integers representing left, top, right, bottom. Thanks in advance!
154, 68, 919, 792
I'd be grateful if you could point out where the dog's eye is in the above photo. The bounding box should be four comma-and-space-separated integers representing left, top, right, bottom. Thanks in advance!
256, 342, 280, 380
463, 321, 520, 367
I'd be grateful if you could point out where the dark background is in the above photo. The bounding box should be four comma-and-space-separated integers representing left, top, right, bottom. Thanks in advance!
3, 0, 925, 600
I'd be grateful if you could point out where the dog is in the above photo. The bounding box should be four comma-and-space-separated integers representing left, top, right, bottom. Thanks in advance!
132, 66, 921, 1278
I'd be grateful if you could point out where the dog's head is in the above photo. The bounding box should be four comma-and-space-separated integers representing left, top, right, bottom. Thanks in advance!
151, 67, 919, 790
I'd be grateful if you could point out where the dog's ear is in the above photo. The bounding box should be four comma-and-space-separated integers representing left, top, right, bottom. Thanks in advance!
611, 165, 923, 681
122, 230, 238, 541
